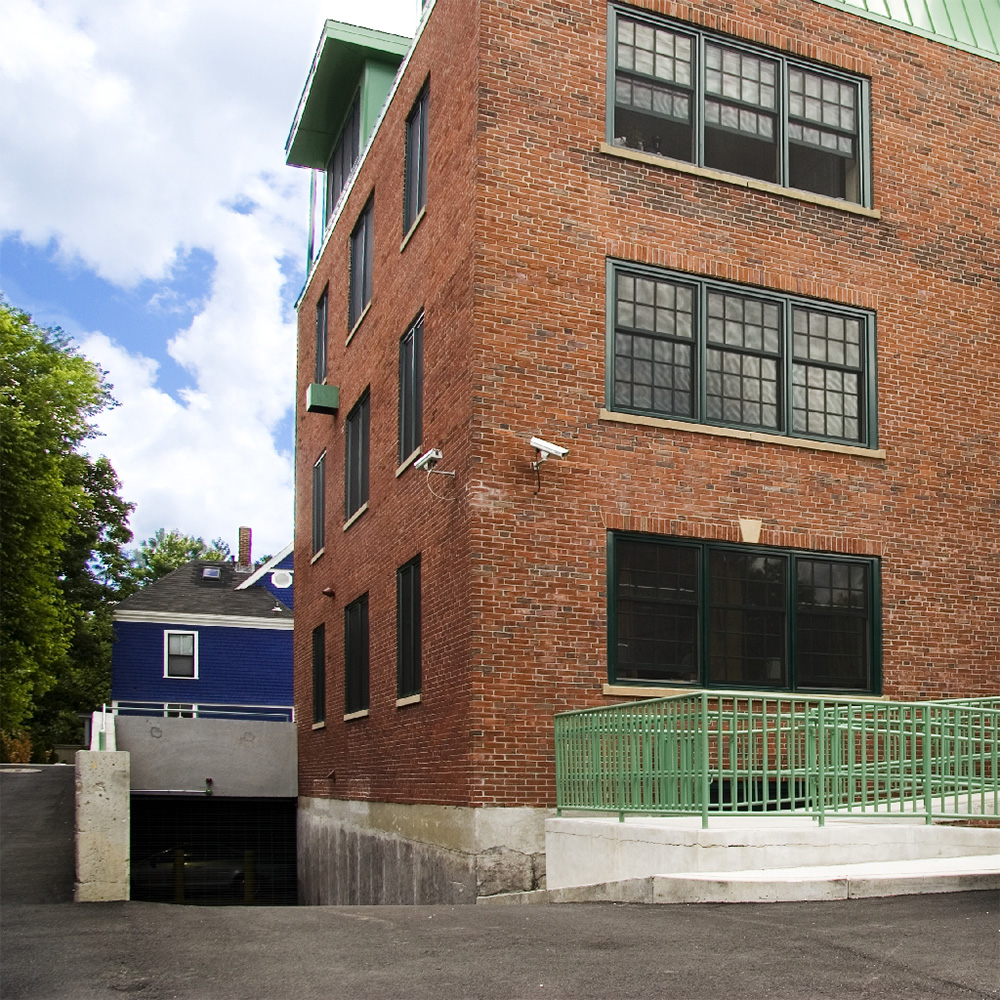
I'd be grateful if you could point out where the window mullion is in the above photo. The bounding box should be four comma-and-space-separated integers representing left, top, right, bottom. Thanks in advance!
778, 59, 790, 190
696, 282, 708, 423
787, 552, 797, 692
695, 35, 706, 167
698, 541, 709, 687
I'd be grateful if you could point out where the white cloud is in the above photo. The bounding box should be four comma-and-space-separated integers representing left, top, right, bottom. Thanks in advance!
82, 329, 294, 557
0, 0, 420, 558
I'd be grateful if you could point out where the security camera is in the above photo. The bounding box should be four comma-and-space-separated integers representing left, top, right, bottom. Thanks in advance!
530, 436, 569, 460
414, 448, 443, 471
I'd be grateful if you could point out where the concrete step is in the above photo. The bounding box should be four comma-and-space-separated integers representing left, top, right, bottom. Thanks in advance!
480, 853, 1000, 906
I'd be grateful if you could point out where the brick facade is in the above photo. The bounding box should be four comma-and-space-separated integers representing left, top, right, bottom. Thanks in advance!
294, 0, 999, 826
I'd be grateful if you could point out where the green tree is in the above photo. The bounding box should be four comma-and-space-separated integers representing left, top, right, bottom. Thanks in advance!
0, 301, 134, 744
128, 528, 232, 588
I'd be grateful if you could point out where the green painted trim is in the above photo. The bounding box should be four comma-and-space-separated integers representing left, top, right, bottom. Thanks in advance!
286, 20, 411, 168
811, 0, 1000, 62
306, 382, 340, 414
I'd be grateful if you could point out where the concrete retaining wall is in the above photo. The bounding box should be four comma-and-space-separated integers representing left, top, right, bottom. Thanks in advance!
298, 798, 550, 904
115, 717, 296, 797
75, 751, 130, 902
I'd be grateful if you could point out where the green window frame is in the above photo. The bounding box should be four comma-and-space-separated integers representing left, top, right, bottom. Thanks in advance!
404, 84, 429, 233
311, 452, 326, 555
349, 197, 374, 330
607, 261, 877, 447
312, 623, 326, 725
396, 556, 421, 699
345, 390, 370, 519
315, 287, 328, 383
608, 5, 871, 206
345, 593, 370, 714
608, 532, 881, 694
325, 92, 361, 228
398, 312, 423, 463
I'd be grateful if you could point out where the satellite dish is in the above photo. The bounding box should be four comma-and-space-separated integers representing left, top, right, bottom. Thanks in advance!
271, 570, 293, 589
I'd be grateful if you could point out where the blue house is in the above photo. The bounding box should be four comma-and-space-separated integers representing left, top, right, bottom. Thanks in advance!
111, 543, 294, 721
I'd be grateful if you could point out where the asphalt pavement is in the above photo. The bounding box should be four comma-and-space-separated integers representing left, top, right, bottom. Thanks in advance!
2, 765, 998, 1000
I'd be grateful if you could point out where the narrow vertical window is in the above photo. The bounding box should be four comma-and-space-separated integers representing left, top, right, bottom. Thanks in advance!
325, 93, 361, 226
349, 197, 374, 329
315, 288, 328, 382
398, 313, 423, 463
404, 85, 429, 233
312, 452, 326, 555
164, 631, 198, 678
345, 391, 370, 520
397, 556, 421, 698
345, 594, 370, 714
312, 624, 326, 725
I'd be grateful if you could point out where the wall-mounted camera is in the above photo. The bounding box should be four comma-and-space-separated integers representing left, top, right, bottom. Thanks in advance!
414, 448, 443, 471
530, 436, 569, 463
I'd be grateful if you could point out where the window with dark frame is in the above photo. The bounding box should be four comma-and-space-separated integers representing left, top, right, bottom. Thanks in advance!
345, 594, 370, 714
610, 7, 868, 205
312, 624, 326, 725
312, 452, 326, 554
609, 533, 878, 693
397, 556, 421, 699
404, 85, 429, 232
165, 631, 197, 678
315, 288, 328, 382
325, 93, 361, 227
398, 313, 423, 463
609, 262, 875, 447
349, 197, 374, 329
345, 391, 370, 520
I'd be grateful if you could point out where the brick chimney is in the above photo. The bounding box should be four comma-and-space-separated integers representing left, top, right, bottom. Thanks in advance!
237, 526, 252, 572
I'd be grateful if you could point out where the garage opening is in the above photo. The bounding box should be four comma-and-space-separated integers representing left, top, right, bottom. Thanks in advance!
130, 796, 296, 905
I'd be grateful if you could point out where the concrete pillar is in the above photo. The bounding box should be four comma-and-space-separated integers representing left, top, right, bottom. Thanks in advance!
74, 751, 130, 902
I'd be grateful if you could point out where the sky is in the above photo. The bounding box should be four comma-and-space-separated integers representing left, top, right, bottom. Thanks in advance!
0, 0, 421, 559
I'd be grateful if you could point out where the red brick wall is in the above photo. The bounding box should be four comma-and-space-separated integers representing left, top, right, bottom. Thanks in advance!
296, 0, 1000, 809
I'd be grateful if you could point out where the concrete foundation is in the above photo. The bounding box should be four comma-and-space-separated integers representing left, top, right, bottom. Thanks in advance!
545, 815, 1000, 889
298, 798, 550, 904
74, 751, 130, 902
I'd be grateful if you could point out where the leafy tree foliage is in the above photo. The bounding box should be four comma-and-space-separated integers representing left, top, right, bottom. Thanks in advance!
128, 528, 232, 587
0, 301, 134, 751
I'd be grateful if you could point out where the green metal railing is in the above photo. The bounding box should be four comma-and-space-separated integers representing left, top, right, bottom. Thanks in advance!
554, 692, 999, 827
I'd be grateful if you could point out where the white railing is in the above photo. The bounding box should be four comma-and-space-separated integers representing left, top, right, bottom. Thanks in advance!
110, 700, 294, 723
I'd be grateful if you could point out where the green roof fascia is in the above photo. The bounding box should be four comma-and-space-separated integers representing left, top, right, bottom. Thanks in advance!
286, 20, 412, 169
811, 0, 1000, 62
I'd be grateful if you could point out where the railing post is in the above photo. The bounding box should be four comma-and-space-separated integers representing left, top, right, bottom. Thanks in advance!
700, 690, 710, 829
816, 701, 826, 827
922, 703, 933, 824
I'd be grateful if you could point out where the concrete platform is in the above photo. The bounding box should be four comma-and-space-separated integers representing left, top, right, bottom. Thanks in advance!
545, 814, 1000, 890
479, 853, 1000, 905
478, 814, 1000, 905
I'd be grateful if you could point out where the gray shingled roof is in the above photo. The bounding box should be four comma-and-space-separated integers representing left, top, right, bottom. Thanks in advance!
116, 561, 292, 619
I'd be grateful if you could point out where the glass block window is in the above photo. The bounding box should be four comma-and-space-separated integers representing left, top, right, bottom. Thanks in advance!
608, 262, 876, 447
610, 8, 868, 204
609, 533, 879, 692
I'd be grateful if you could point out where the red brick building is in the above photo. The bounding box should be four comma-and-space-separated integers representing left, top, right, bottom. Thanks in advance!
286, 0, 1000, 902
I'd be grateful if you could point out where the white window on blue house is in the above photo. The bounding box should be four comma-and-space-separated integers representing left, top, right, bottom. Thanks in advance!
164, 630, 198, 679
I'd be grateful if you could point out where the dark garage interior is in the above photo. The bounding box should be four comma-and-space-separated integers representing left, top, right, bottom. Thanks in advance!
130, 796, 297, 905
